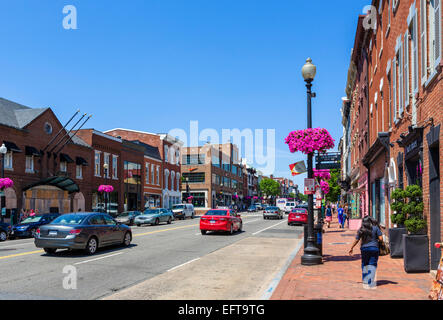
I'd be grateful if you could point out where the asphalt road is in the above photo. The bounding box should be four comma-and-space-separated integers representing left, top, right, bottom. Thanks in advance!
0, 211, 303, 300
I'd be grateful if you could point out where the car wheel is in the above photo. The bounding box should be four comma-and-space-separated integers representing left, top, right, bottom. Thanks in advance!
167, 217, 172, 224
238, 223, 243, 233
85, 237, 98, 255
136, 224, 141, 227
155, 218, 160, 225
201, 230, 207, 235
44, 248, 57, 254
122, 232, 131, 246
191, 213, 195, 219
0, 231, 7, 241
229, 224, 234, 235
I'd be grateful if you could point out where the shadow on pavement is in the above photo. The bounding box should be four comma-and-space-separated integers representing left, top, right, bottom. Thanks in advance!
323, 254, 361, 262
41, 243, 138, 258
376, 280, 398, 286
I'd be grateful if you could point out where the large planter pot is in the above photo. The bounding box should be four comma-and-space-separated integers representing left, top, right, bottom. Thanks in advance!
388, 227, 408, 258
348, 219, 362, 231
402, 234, 430, 273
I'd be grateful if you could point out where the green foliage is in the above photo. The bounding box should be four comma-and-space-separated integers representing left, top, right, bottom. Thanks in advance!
259, 178, 281, 197
325, 169, 341, 203
390, 185, 426, 234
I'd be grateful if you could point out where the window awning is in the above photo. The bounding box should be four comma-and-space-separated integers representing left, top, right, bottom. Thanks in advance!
60, 153, 74, 163
2, 141, 22, 153
23, 176, 80, 194
76, 156, 88, 166
25, 146, 41, 157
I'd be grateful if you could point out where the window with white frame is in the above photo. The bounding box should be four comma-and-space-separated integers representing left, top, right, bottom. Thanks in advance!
76, 165, 83, 179
421, 0, 442, 85
171, 171, 175, 191
25, 156, 34, 173
170, 147, 175, 165
164, 145, 169, 163
176, 149, 180, 165
177, 174, 180, 191
156, 166, 159, 185
94, 151, 101, 177
112, 155, 118, 179
164, 170, 169, 190
4, 152, 13, 169
151, 164, 155, 184
104, 153, 110, 178
60, 161, 67, 172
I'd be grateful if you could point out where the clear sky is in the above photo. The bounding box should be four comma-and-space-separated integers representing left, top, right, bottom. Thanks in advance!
0, 0, 370, 190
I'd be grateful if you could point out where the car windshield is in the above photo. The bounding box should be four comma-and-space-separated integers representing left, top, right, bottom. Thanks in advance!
287, 203, 295, 206
267, 207, 278, 210
205, 210, 228, 216
143, 209, 160, 215
172, 205, 185, 209
292, 209, 307, 213
20, 216, 42, 224
51, 214, 87, 225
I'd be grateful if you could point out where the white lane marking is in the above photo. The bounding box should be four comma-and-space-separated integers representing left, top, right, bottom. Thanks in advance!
252, 220, 288, 236
73, 252, 124, 265
167, 257, 200, 272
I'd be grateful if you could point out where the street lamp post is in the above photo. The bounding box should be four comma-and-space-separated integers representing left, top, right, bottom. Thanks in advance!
301, 58, 322, 266
103, 163, 109, 215
185, 177, 190, 202
0, 143, 7, 224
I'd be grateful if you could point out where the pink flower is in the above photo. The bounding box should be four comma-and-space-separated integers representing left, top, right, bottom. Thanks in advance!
285, 128, 335, 155
98, 185, 114, 193
320, 180, 330, 194
0, 178, 13, 189
314, 169, 331, 181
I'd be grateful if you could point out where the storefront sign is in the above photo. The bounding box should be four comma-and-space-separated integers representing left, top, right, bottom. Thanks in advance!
405, 139, 419, 155
304, 178, 315, 195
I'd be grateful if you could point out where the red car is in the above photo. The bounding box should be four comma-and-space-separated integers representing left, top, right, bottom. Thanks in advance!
288, 208, 308, 226
200, 209, 242, 235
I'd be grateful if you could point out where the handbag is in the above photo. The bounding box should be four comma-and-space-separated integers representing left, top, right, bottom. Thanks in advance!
379, 239, 390, 256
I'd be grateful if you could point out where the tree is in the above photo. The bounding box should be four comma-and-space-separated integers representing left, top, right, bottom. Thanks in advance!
325, 169, 341, 203
259, 178, 281, 198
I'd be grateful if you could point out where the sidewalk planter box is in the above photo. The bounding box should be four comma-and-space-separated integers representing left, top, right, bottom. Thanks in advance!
348, 219, 362, 231
402, 234, 430, 273
388, 227, 407, 258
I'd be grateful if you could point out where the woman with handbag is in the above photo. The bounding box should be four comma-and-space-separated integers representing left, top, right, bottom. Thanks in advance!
348, 216, 384, 289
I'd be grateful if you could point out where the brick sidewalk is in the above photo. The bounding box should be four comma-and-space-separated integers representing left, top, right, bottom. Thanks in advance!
271, 219, 433, 300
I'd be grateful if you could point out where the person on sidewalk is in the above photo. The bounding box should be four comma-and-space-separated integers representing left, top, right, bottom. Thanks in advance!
337, 205, 344, 228
325, 205, 332, 228
348, 216, 383, 289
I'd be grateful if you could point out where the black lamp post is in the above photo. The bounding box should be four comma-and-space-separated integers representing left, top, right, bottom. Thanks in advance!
185, 177, 190, 202
301, 58, 322, 266
0, 143, 7, 224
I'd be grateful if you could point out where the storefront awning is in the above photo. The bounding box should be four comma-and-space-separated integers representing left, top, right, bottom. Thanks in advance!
25, 146, 41, 157
23, 176, 80, 194
60, 153, 74, 163
76, 156, 88, 166
2, 141, 22, 153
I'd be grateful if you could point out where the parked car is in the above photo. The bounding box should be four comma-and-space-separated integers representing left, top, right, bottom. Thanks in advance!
134, 208, 174, 226
247, 205, 257, 212
263, 206, 283, 220
255, 203, 263, 210
34, 213, 132, 255
115, 211, 143, 226
11, 213, 60, 238
200, 209, 242, 235
171, 204, 195, 220
0, 222, 11, 241
288, 208, 308, 226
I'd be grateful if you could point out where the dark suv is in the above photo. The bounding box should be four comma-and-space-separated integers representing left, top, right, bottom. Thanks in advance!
11, 213, 61, 238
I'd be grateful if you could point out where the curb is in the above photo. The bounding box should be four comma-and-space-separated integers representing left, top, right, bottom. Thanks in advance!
260, 237, 304, 300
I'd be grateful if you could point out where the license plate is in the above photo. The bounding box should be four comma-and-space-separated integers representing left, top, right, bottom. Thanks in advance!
296, 216, 300, 219
210, 220, 215, 224
49, 231, 57, 236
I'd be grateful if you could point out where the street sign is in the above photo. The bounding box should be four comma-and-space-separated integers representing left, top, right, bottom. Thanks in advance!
316, 163, 341, 170
304, 178, 315, 195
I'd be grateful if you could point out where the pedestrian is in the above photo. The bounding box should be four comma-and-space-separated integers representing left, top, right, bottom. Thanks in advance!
30, 209, 35, 217
343, 203, 349, 228
348, 216, 384, 289
325, 205, 332, 228
337, 204, 344, 228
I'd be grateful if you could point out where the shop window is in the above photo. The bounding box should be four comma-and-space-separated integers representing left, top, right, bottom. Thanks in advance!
76, 165, 82, 179
4, 152, 13, 169
25, 156, 34, 173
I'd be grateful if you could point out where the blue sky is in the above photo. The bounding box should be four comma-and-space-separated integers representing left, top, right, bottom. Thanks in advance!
0, 0, 370, 189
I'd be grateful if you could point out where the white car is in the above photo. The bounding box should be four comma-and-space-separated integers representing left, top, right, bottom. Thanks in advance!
283, 202, 296, 214
171, 204, 195, 220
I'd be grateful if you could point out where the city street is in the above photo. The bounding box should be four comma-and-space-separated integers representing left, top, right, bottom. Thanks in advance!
0, 212, 302, 300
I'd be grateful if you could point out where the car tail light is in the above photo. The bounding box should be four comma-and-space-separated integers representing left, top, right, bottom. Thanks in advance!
69, 229, 82, 235
435, 243, 443, 249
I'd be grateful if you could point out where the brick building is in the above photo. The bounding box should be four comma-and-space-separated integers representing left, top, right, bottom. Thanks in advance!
341, 0, 442, 269
104, 128, 183, 209
0, 98, 92, 222
181, 143, 244, 213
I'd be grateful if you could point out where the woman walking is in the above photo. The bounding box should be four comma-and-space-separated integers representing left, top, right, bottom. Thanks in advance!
349, 216, 383, 289
325, 205, 332, 228
337, 204, 344, 228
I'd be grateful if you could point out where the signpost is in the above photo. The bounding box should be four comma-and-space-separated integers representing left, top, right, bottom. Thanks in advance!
304, 178, 315, 195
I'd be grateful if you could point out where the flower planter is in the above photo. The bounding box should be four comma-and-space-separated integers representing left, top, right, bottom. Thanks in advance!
402, 234, 430, 273
348, 218, 361, 231
388, 227, 407, 258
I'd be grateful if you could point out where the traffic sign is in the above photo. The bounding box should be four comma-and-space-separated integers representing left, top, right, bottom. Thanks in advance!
304, 178, 315, 195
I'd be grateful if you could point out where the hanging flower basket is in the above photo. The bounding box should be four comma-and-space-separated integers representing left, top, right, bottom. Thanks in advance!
0, 178, 14, 190
320, 180, 330, 194
285, 128, 335, 154
314, 169, 331, 181
187, 196, 194, 200
98, 185, 114, 193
